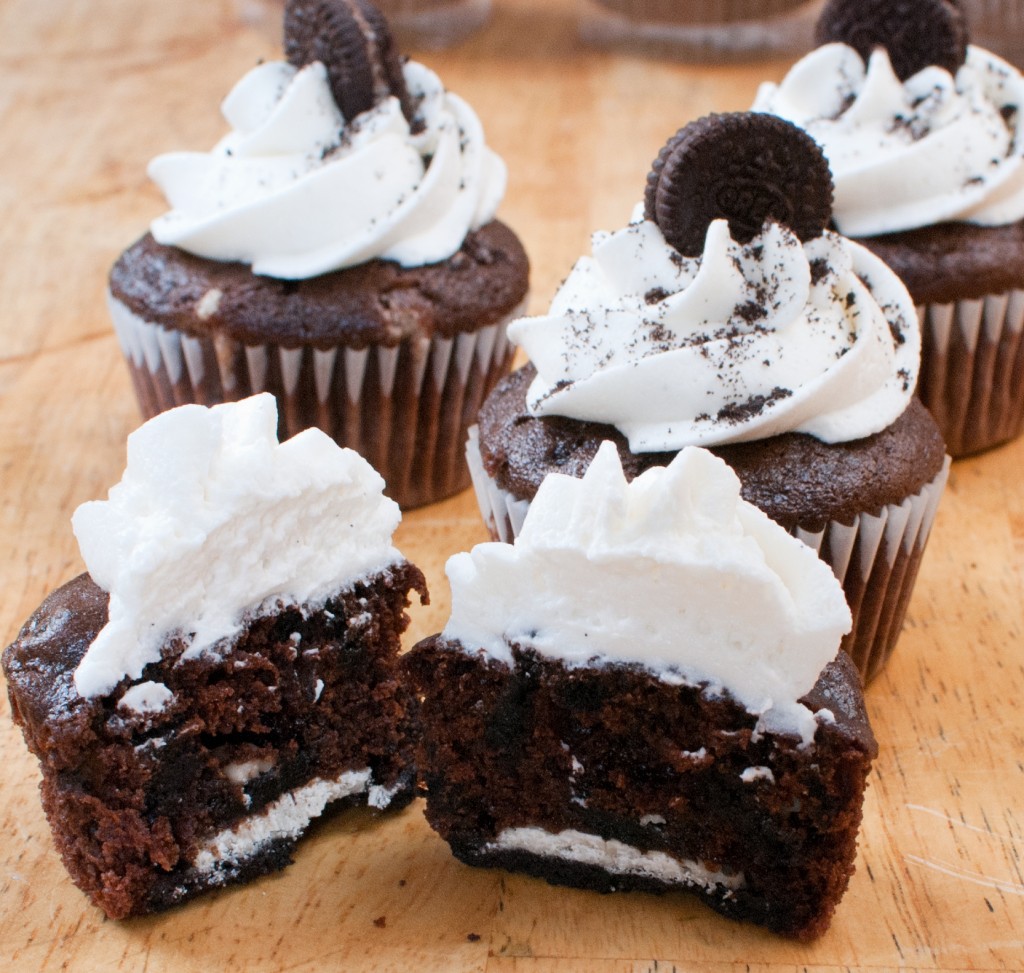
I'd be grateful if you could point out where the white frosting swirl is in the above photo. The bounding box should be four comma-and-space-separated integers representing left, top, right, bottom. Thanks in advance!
508, 210, 918, 453
444, 442, 852, 743
72, 394, 402, 699
149, 59, 507, 279
753, 43, 1024, 236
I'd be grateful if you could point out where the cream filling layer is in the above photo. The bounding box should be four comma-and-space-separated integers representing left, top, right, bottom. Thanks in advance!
193, 767, 398, 875
484, 826, 745, 892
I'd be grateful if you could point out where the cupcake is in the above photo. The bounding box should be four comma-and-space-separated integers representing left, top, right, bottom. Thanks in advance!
410, 443, 876, 939
960, 0, 1024, 68
471, 112, 949, 684
376, 0, 491, 49
109, 0, 528, 509
579, 0, 822, 62
753, 0, 1024, 457
2, 394, 428, 918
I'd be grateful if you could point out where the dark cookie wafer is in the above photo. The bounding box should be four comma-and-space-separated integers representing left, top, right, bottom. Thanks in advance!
284, 0, 414, 124
644, 113, 834, 257
815, 0, 967, 81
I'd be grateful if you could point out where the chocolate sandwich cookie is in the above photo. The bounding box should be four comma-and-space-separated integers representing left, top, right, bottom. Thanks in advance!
816, 0, 967, 81
645, 112, 833, 255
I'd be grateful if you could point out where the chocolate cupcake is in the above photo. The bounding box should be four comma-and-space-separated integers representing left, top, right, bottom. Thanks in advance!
754, 0, 1024, 457
2, 395, 428, 918
579, 0, 820, 61
375, 0, 491, 49
411, 444, 876, 939
471, 113, 950, 684
109, 0, 528, 508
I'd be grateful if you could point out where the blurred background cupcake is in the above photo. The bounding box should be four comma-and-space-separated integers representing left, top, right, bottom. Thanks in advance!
377, 0, 492, 48
754, 0, 1024, 456
579, 0, 824, 61
470, 113, 950, 684
960, 0, 1024, 67
110, 0, 528, 508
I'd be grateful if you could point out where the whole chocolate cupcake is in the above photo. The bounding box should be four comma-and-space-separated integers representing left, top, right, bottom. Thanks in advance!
471, 113, 950, 684
580, 0, 820, 61
754, 0, 1024, 457
109, 0, 528, 508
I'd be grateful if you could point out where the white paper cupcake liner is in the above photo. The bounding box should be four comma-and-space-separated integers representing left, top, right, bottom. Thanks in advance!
467, 428, 950, 684
111, 293, 524, 509
579, 0, 822, 60
916, 288, 1024, 457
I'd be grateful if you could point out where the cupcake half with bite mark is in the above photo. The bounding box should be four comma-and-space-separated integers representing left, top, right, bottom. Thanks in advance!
754, 0, 1024, 457
471, 112, 949, 684
410, 442, 876, 939
109, 0, 528, 509
2, 394, 428, 919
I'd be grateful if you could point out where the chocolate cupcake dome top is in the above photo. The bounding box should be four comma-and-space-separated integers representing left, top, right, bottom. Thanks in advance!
815, 0, 968, 81
283, 0, 415, 124
644, 112, 834, 258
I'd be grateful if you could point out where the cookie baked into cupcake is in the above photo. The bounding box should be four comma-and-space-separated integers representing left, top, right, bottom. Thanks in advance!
754, 0, 1024, 457
410, 443, 877, 939
471, 112, 949, 683
2, 394, 427, 919
109, 0, 528, 509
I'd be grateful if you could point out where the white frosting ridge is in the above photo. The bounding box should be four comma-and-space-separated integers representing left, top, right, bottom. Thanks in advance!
193, 768, 372, 875
443, 443, 851, 742
753, 44, 1024, 236
149, 59, 507, 279
72, 394, 402, 698
509, 213, 918, 452
485, 827, 745, 893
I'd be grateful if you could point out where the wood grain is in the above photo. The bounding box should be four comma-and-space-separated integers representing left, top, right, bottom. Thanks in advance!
1, 1, 1022, 970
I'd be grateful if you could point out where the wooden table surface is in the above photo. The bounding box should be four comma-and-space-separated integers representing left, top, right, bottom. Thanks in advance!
1, 1, 1022, 970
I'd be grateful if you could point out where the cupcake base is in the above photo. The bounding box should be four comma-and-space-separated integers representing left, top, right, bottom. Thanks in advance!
916, 290, 1024, 458
579, 0, 822, 61
108, 225, 530, 509
111, 294, 524, 510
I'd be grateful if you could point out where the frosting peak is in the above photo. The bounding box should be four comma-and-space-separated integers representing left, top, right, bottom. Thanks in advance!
444, 442, 852, 741
72, 394, 402, 698
508, 209, 919, 452
753, 43, 1024, 236
149, 59, 507, 278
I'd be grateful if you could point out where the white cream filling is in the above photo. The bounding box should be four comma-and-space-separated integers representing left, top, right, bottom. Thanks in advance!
485, 826, 745, 893
193, 768, 374, 874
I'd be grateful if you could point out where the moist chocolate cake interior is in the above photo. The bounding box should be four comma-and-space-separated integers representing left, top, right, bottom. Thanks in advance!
3, 564, 427, 919
406, 639, 876, 940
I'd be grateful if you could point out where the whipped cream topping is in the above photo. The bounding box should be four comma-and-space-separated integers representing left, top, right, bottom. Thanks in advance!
149, 59, 507, 279
753, 43, 1024, 236
509, 212, 918, 453
72, 394, 402, 698
444, 442, 851, 742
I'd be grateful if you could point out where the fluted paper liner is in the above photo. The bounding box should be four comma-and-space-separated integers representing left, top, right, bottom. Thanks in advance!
917, 289, 1024, 457
111, 293, 524, 509
467, 427, 951, 684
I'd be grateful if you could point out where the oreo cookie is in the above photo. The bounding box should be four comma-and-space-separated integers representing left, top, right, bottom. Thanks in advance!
644, 113, 834, 258
815, 0, 968, 81
284, 0, 414, 123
